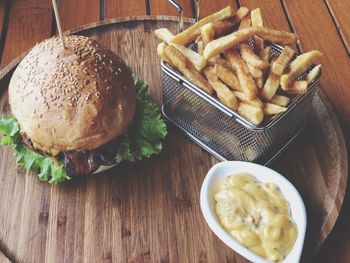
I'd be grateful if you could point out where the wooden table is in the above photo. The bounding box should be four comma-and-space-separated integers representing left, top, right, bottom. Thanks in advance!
0, 1, 349, 262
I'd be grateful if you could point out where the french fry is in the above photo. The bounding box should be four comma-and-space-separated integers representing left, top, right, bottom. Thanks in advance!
201, 23, 215, 47
214, 61, 241, 91
154, 28, 207, 71
207, 55, 221, 66
233, 90, 264, 108
286, 80, 308, 94
154, 28, 174, 44
255, 78, 264, 89
247, 63, 263, 79
271, 46, 295, 75
164, 45, 213, 94
171, 6, 233, 45
212, 20, 236, 37
225, 49, 258, 100
173, 44, 207, 71
251, 8, 263, 27
157, 42, 170, 63
280, 50, 322, 90
306, 64, 321, 83
213, 7, 250, 36
203, 67, 238, 110
230, 6, 250, 23
182, 66, 214, 95
197, 40, 204, 55
240, 43, 269, 69
251, 8, 265, 56
264, 103, 287, 115
270, 95, 290, 107
238, 103, 264, 125
216, 58, 233, 68
260, 46, 272, 63
203, 26, 297, 59
254, 36, 265, 56
261, 72, 280, 100
239, 15, 251, 29
164, 45, 186, 69
244, 147, 258, 162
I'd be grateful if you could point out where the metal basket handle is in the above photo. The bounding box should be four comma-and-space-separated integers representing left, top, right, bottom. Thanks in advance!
167, 0, 201, 31
167, 0, 184, 31
194, 0, 200, 22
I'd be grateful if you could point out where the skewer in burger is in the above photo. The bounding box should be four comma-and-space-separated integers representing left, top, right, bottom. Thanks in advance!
0, 35, 167, 184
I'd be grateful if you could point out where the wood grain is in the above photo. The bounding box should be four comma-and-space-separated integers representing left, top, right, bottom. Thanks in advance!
0, 18, 347, 263
58, 0, 100, 31
0, 0, 53, 69
283, 0, 350, 133
0, 1, 8, 44
149, 0, 193, 17
324, 0, 350, 55
104, 0, 147, 19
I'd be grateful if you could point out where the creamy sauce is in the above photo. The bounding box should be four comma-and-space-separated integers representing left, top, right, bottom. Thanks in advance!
215, 173, 298, 262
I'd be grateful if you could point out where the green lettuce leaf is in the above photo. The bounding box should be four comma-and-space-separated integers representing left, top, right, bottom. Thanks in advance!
0, 117, 70, 184
119, 78, 167, 162
0, 78, 167, 183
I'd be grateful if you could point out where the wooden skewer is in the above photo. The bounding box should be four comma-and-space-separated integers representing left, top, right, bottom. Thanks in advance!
51, 0, 65, 49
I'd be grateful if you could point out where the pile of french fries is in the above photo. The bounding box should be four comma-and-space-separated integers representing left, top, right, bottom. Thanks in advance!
155, 6, 322, 125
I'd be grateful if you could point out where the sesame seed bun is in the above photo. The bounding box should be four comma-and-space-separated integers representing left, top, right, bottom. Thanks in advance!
8, 35, 136, 153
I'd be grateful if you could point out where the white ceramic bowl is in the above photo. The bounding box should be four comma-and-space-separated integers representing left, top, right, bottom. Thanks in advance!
200, 161, 307, 263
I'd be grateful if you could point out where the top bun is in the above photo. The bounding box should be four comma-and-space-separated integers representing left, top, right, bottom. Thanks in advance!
9, 35, 136, 153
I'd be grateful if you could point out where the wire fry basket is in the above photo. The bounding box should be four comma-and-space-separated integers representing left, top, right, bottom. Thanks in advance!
160, 2, 321, 165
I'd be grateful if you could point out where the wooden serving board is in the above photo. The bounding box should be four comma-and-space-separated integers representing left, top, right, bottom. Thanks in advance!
0, 17, 347, 263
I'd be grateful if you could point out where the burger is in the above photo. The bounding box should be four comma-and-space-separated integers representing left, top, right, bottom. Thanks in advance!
0, 35, 167, 184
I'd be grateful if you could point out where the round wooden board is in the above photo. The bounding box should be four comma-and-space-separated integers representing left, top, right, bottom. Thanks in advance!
0, 17, 347, 263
